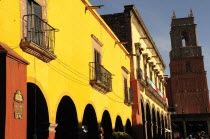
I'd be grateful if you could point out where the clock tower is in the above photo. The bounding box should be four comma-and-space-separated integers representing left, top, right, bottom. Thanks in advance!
169, 10, 209, 114
167, 10, 210, 138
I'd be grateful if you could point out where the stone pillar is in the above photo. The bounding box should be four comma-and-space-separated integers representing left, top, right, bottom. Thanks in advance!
144, 121, 148, 139
151, 122, 154, 138
146, 121, 152, 139
160, 126, 163, 138
153, 123, 157, 138
48, 123, 58, 139
168, 115, 172, 139
183, 121, 187, 138
207, 120, 210, 138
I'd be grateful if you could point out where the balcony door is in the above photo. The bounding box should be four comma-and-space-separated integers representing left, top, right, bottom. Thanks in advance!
27, 0, 43, 46
94, 50, 101, 81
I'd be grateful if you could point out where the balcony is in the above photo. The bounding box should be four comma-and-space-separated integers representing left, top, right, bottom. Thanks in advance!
89, 62, 112, 93
124, 87, 134, 106
20, 14, 57, 63
146, 77, 167, 107
136, 68, 147, 87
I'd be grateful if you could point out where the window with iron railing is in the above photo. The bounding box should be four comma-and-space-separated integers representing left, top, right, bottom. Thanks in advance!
124, 77, 128, 102
124, 87, 134, 105
89, 62, 112, 92
20, 0, 56, 63
137, 68, 144, 79
128, 88, 134, 105
154, 73, 157, 86
144, 63, 147, 80
23, 14, 56, 52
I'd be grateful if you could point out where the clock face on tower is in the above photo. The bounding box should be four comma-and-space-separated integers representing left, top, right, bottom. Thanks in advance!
183, 49, 190, 56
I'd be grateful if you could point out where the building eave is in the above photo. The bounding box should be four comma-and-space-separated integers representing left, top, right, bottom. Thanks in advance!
125, 5, 166, 69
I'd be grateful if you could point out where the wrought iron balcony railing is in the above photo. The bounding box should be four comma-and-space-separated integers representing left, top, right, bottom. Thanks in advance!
20, 14, 57, 62
89, 62, 112, 93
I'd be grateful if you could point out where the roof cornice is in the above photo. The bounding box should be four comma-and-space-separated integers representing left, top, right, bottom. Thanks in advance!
124, 5, 166, 69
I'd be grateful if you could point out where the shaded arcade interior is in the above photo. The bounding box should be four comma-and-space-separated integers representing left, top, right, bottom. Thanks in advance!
27, 83, 49, 139
27, 84, 133, 139
55, 96, 79, 139
171, 114, 210, 138
141, 100, 170, 139
172, 120, 209, 138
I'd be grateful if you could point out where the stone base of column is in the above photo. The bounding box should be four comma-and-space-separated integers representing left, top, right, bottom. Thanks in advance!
48, 123, 58, 139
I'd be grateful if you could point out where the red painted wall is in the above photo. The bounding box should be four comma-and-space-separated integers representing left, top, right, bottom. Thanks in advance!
0, 43, 29, 139
131, 79, 144, 139
130, 56, 144, 139
168, 57, 209, 114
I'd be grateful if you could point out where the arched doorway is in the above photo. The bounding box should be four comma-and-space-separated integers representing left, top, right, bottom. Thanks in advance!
115, 116, 124, 132
125, 119, 132, 137
55, 96, 79, 139
101, 110, 112, 139
152, 108, 157, 139
27, 83, 49, 139
146, 104, 152, 139
141, 101, 146, 138
82, 104, 99, 139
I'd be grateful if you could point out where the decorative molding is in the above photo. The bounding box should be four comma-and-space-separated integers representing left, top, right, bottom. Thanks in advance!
91, 34, 103, 47
121, 66, 130, 74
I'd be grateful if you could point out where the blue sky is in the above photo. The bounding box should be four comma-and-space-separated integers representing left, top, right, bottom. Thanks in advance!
89, 0, 210, 88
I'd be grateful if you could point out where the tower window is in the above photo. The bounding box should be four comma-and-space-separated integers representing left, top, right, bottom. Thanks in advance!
181, 31, 188, 47
186, 61, 191, 72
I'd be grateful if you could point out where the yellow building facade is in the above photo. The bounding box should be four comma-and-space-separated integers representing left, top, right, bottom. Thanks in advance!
0, 0, 133, 138
101, 5, 172, 139
127, 6, 172, 139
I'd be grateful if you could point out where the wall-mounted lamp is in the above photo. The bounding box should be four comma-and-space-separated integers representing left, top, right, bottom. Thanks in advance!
85, 5, 104, 11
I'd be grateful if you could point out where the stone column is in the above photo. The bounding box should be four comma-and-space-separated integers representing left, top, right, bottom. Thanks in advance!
168, 115, 172, 139
159, 126, 163, 138
207, 120, 210, 138
153, 122, 157, 138
144, 121, 148, 139
151, 122, 154, 138
48, 123, 58, 139
183, 121, 187, 138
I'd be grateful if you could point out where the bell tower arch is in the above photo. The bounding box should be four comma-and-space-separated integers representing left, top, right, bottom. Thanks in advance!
170, 9, 198, 49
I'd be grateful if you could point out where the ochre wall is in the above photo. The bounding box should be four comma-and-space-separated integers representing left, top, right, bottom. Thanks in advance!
0, 0, 132, 132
